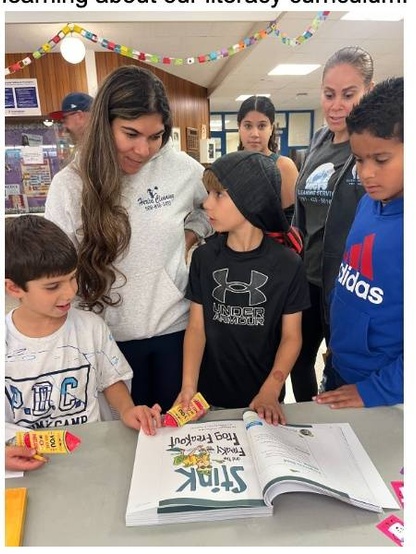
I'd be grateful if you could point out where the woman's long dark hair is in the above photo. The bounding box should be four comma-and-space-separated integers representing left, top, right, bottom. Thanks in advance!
77, 65, 172, 312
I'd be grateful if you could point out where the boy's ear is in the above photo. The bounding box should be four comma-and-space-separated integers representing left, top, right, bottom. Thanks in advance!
5, 279, 24, 299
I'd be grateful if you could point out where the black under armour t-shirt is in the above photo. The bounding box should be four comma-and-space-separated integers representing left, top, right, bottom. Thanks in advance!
186, 234, 310, 408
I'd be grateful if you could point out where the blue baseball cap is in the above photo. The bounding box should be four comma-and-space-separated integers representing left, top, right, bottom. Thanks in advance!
49, 92, 93, 121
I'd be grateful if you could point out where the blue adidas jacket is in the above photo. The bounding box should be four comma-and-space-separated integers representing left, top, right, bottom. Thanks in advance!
329, 195, 403, 406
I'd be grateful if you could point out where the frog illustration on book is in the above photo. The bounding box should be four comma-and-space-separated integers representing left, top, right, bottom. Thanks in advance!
168, 445, 223, 475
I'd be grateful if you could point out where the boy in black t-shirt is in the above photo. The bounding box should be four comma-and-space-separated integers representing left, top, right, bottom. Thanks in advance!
174, 151, 310, 425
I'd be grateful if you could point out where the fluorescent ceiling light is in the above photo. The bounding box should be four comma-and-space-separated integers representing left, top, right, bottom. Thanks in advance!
341, 11, 403, 21
268, 64, 320, 76
235, 94, 271, 101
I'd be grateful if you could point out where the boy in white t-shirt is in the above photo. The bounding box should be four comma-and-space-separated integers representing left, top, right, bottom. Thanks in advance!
5, 216, 162, 455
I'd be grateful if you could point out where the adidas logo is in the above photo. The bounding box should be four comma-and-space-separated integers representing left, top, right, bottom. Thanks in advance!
344, 233, 375, 279
337, 233, 384, 304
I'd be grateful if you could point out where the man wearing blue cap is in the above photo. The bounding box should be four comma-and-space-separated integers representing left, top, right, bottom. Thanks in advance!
49, 92, 93, 144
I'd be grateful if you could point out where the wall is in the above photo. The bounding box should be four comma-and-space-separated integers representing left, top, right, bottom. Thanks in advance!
313, 107, 325, 132
5, 52, 209, 152
94, 53, 209, 152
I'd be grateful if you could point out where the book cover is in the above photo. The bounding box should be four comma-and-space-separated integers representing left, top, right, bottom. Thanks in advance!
125, 412, 399, 526
5, 487, 28, 546
126, 418, 272, 526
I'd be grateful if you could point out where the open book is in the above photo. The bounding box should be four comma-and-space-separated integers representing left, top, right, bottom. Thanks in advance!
125, 411, 399, 526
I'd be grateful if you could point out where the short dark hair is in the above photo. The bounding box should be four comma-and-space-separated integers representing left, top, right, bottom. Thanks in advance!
5, 215, 78, 290
346, 77, 404, 142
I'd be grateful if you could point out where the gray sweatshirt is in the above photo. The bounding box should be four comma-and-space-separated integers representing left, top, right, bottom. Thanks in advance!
45, 141, 212, 341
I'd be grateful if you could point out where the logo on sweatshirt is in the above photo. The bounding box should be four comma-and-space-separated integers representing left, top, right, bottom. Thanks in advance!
137, 186, 174, 211
337, 233, 384, 304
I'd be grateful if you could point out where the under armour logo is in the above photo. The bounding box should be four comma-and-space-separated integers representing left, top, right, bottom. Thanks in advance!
212, 269, 268, 306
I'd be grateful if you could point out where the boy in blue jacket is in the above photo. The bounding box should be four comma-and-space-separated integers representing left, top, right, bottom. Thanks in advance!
315, 77, 403, 408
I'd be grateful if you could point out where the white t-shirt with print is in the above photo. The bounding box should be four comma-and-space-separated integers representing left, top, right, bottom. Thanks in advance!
5, 308, 133, 429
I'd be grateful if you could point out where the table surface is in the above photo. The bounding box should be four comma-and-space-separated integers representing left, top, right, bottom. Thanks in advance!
6, 402, 403, 547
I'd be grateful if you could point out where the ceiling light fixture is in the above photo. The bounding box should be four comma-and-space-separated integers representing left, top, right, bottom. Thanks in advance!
235, 94, 271, 102
268, 64, 320, 76
60, 35, 86, 64
341, 11, 404, 21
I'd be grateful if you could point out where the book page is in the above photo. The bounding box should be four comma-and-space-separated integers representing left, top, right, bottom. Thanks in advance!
126, 419, 266, 519
243, 411, 398, 509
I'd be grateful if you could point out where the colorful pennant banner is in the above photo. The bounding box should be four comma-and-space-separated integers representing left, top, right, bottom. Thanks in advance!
5, 13, 330, 76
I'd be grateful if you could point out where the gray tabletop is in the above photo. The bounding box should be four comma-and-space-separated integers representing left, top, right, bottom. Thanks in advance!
6, 402, 403, 547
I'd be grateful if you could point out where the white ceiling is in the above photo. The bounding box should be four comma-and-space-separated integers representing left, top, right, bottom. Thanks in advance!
5, 11, 404, 113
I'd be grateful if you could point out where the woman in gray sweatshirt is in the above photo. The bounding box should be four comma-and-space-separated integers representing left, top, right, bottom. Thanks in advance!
45, 65, 212, 412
